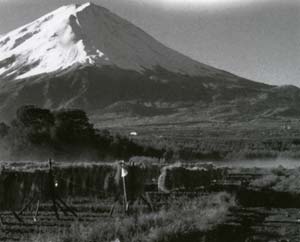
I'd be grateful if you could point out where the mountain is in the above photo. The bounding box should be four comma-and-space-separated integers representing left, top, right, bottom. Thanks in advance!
0, 2, 299, 123
0, 2, 228, 80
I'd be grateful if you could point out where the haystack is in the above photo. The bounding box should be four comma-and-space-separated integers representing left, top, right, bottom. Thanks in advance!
158, 163, 226, 193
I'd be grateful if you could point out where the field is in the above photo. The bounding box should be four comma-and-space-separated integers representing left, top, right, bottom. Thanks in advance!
1, 161, 300, 241
93, 114, 300, 161
0, 198, 112, 241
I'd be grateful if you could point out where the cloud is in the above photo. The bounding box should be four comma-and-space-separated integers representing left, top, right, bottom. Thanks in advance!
0, 0, 20, 2
128, 0, 276, 10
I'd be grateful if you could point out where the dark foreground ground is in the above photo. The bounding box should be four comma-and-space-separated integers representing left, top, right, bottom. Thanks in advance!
1, 194, 300, 242
1, 162, 300, 241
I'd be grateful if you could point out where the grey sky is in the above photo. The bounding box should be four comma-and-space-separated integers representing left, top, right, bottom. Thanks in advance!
0, 0, 299, 87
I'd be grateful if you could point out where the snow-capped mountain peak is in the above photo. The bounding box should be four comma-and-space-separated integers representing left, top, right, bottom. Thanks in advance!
0, 2, 218, 80
0, 3, 111, 79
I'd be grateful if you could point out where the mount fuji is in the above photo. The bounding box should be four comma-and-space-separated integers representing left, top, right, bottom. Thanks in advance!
0, 2, 224, 80
0, 2, 299, 122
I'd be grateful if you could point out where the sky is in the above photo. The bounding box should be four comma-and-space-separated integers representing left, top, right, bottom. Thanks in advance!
0, 0, 299, 87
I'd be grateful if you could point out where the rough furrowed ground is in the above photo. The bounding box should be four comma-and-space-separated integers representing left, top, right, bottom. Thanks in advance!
2, 162, 300, 241
224, 207, 300, 241
0, 197, 115, 241
1, 194, 300, 241
0, 192, 198, 241
0, 193, 206, 241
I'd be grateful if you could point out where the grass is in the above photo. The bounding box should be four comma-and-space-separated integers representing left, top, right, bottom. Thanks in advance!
28, 192, 235, 242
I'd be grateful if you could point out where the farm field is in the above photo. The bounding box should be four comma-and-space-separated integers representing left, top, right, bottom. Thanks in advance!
1, 197, 300, 241
0, 198, 112, 241
94, 115, 300, 161
1, 161, 300, 241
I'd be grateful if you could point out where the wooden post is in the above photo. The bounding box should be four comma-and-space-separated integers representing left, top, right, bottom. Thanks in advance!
140, 193, 154, 212
18, 196, 35, 216
121, 162, 128, 213
56, 199, 69, 216
57, 197, 77, 217
122, 175, 128, 213
48, 158, 77, 219
14, 158, 77, 222
49, 158, 59, 219
11, 211, 24, 223
33, 200, 40, 222
0, 215, 4, 226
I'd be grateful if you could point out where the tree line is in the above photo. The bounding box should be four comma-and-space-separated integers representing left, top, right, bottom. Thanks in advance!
0, 105, 165, 161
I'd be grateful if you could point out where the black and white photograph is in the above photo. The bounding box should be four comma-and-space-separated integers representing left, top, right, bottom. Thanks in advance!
0, 0, 299, 241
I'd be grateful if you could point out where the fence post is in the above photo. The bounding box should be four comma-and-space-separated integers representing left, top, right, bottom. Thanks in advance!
49, 158, 59, 219
121, 162, 128, 213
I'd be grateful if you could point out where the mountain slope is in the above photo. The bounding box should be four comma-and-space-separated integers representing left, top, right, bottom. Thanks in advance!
0, 2, 233, 80
0, 2, 299, 123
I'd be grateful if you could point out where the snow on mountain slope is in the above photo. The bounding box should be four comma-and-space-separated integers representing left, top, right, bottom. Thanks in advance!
0, 2, 223, 80
0, 3, 108, 79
